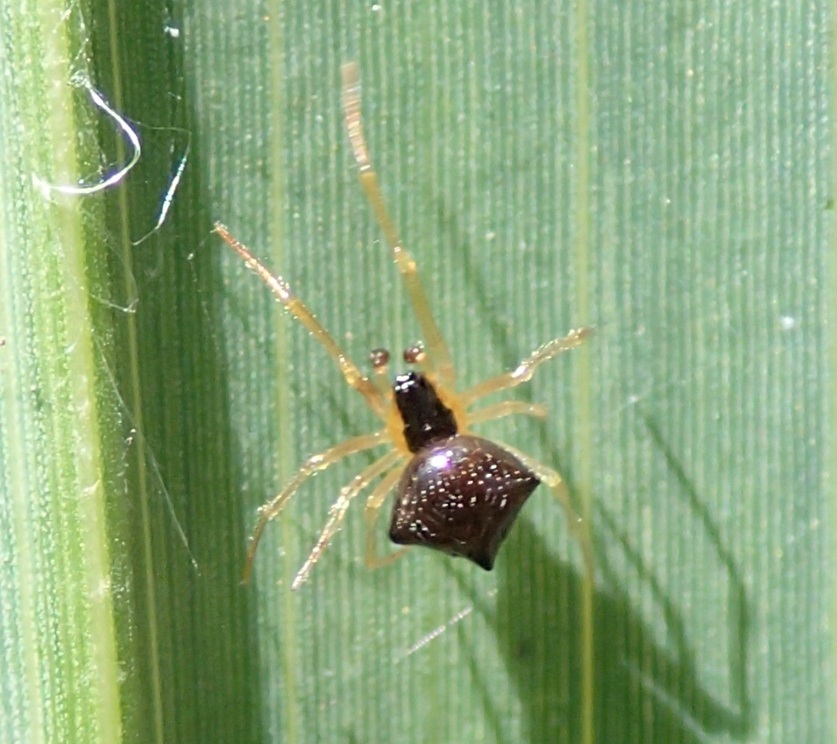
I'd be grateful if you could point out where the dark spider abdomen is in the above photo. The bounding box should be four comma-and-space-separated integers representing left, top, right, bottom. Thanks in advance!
389, 435, 540, 569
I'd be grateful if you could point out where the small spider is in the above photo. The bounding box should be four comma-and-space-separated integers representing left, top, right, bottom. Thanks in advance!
215, 62, 593, 590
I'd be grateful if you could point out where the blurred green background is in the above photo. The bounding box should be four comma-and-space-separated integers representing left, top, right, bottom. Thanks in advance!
0, 1, 830, 742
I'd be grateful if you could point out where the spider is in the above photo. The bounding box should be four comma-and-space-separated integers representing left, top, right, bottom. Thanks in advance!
214, 62, 594, 590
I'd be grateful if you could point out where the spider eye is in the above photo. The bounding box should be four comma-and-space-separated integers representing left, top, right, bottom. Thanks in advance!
369, 348, 390, 370
403, 342, 426, 365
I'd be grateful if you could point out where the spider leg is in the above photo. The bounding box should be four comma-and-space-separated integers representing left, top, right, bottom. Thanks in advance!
461, 327, 593, 407
466, 400, 548, 428
341, 62, 455, 386
363, 461, 409, 569
213, 223, 387, 420
241, 430, 387, 584
491, 440, 594, 582
292, 450, 402, 589
495, 442, 595, 740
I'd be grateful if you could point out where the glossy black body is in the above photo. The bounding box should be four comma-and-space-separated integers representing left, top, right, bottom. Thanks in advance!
389, 372, 540, 569
393, 372, 458, 452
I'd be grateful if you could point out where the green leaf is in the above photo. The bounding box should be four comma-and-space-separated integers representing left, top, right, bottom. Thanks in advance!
1, 1, 830, 743
0, 4, 127, 744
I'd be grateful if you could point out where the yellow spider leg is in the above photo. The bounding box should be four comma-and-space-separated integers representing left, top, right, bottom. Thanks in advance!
241, 430, 387, 584
214, 223, 387, 420
460, 327, 593, 407
466, 400, 548, 428
496, 442, 594, 585
363, 461, 409, 569
490, 440, 595, 738
341, 62, 455, 386
292, 450, 402, 589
